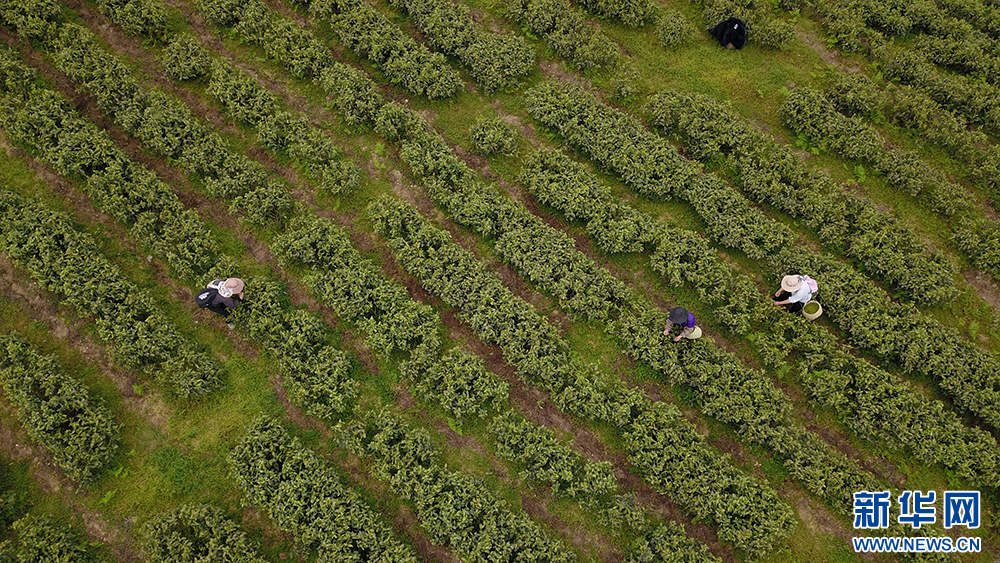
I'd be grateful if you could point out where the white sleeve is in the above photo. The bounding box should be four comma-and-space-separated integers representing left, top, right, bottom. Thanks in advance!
789, 286, 812, 303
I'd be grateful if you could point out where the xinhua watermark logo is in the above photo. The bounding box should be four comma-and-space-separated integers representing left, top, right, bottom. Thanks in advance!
851, 490, 982, 554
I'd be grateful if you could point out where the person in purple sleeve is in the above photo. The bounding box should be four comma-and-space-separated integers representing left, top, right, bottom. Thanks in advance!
663, 307, 702, 342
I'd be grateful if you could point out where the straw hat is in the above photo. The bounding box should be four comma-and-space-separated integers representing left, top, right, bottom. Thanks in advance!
781, 275, 802, 292
669, 307, 688, 324
219, 278, 244, 297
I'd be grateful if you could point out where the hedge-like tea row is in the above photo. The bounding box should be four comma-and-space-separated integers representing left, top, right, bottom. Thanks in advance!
0, 0, 59, 40
198, 0, 331, 79
141, 504, 267, 563
383, 0, 535, 92
272, 214, 440, 362
204, 57, 359, 195
0, 334, 120, 484
228, 418, 418, 563
321, 63, 881, 554
222, 275, 356, 420
202, 0, 533, 93
504, 0, 618, 70
884, 49, 1000, 132
913, 32, 1000, 86
369, 195, 795, 557
0, 514, 101, 562
520, 148, 1000, 488
0, 48, 212, 279
780, 87, 971, 214
823, 72, 1000, 195
63, 13, 711, 556
338, 75, 881, 517
392, 120, 882, 508
347, 410, 577, 563
41, 14, 690, 557
645, 89, 958, 304
48, 26, 297, 224
523, 81, 794, 261
94, 0, 168, 40
521, 81, 1000, 435
799, 0, 997, 55
52, 23, 354, 202
489, 411, 617, 503
269, 212, 721, 561
297, 0, 463, 98
574, 0, 655, 27
781, 87, 1000, 280
0, 188, 221, 398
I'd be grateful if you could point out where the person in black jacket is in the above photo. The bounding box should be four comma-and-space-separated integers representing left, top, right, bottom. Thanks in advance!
710, 17, 747, 50
205, 278, 244, 327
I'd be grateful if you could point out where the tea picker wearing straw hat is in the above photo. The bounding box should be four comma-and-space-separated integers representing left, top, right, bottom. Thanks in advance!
663, 307, 702, 342
772, 274, 812, 313
196, 277, 245, 328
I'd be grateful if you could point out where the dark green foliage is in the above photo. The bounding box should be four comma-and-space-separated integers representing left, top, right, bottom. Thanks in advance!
628, 523, 720, 563
489, 411, 616, 501
0, 189, 222, 397
656, 10, 693, 47
228, 418, 417, 562
524, 80, 791, 261
349, 410, 575, 563
229, 278, 357, 421
94, 0, 169, 40
0, 514, 99, 562
386, 0, 536, 92
645, 89, 958, 304
0, 45, 214, 277
161, 35, 212, 81
368, 196, 797, 557
780, 87, 1000, 281
884, 50, 1000, 130
141, 504, 267, 563
519, 147, 1000, 489
413, 349, 508, 419
0, 335, 119, 484
505, 0, 618, 70
470, 115, 517, 156
576, 0, 655, 27
824, 71, 881, 116
0, 0, 60, 41
206, 59, 278, 126
273, 214, 440, 362
307, 0, 463, 99
318, 63, 386, 126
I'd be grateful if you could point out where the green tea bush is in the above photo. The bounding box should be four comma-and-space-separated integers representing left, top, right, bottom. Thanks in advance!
414, 349, 508, 419
656, 10, 692, 47
0, 335, 120, 484
142, 504, 267, 563
505, 0, 618, 70
161, 34, 213, 81
94, 0, 168, 40
0, 515, 99, 562
470, 115, 517, 156
229, 418, 416, 562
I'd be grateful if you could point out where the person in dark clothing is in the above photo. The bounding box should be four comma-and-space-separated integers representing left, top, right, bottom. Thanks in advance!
710, 17, 747, 49
663, 307, 702, 342
205, 278, 244, 326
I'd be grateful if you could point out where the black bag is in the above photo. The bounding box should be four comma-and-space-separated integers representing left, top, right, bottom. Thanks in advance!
195, 287, 219, 308
710, 17, 747, 49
